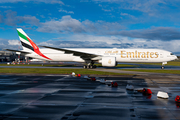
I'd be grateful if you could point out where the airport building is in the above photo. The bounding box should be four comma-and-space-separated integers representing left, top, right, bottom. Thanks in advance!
0, 51, 25, 62
0, 51, 16, 62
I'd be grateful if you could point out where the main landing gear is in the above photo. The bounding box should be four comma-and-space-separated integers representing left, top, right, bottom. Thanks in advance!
83, 65, 97, 69
83, 61, 97, 69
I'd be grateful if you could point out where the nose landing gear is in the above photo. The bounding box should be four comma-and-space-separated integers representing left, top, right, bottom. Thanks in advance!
161, 62, 167, 69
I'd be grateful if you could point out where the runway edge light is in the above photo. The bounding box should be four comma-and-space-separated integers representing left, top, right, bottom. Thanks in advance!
126, 84, 134, 91
142, 88, 152, 95
111, 82, 118, 87
84, 75, 89, 79
100, 79, 106, 84
77, 74, 81, 77
175, 95, 180, 102
71, 72, 75, 76
91, 77, 96, 81
157, 91, 169, 99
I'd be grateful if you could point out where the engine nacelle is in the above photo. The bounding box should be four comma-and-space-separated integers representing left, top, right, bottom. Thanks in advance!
101, 57, 116, 67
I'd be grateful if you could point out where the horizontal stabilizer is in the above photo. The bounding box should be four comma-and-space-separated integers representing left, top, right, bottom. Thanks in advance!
5, 49, 31, 54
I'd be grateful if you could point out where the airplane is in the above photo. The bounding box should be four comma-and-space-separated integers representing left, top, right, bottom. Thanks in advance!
5, 28, 178, 69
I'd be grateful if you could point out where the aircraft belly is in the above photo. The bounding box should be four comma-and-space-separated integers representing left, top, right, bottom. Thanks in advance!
49, 54, 75, 61
26, 54, 49, 61
117, 58, 165, 63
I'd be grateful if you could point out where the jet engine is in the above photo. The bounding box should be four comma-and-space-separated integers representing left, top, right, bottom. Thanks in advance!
100, 57, 117, 67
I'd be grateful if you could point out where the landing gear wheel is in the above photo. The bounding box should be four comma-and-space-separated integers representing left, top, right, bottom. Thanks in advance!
90, 65, 93, 69
87, 65, 90, 69
83, 63, 97, 69
161, 66, 164, 69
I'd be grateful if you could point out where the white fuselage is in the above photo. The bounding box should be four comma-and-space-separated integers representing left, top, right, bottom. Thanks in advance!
24, 48, 177, 63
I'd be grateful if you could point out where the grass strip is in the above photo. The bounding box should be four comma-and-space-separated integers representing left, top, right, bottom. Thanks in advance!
121, 69, 180, 74
0, 68, 132, 76
0, 63, 138, 68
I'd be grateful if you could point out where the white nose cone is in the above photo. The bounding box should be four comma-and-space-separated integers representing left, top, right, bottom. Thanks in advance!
157, 91, 169, 99
126, 84, 134, 90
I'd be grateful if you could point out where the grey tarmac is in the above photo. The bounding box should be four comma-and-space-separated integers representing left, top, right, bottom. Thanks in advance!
0, 72, 180, 120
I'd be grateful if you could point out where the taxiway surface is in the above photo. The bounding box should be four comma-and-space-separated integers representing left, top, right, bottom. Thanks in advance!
0, 63, 180, 70
0, 73, 180, 120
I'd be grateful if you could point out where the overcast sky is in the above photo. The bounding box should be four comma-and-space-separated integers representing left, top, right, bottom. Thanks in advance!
0, 0, 180, 55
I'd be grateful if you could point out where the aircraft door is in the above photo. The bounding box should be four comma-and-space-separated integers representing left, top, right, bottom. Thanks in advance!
160, 52, 163, 58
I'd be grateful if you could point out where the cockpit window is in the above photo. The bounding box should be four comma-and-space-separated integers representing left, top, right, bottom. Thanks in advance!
170, 53, 174, 55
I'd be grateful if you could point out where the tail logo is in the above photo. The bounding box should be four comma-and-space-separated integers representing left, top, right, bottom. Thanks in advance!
17, 29, 52, 60
26, 37, 52, 60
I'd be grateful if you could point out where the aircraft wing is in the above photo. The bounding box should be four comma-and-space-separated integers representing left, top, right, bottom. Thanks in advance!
5, 49, 31, 54
40, 46, 101, 60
